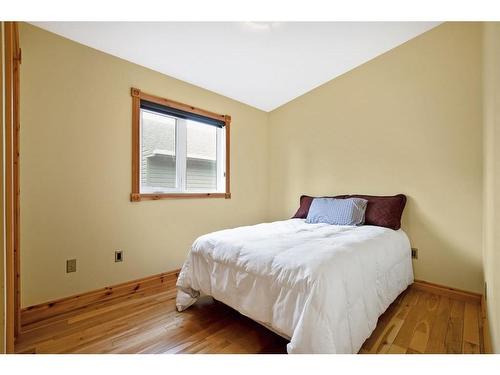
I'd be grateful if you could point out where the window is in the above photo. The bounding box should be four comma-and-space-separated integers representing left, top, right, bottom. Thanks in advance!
131, 88, 231, 201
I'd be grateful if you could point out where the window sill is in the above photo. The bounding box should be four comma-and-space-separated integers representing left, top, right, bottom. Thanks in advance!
130, 192, 231, 202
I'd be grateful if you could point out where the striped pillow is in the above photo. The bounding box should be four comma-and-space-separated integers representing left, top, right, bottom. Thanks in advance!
305, 197, 368, 226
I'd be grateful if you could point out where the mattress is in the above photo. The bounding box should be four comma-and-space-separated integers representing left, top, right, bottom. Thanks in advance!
176, 219, 413, 353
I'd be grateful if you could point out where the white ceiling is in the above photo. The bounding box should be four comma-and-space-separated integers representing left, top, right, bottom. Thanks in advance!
31, 22, 440, 112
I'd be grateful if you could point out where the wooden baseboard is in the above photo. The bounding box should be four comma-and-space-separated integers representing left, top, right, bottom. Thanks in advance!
412, 279, 482, 304
21, 269, 180, 328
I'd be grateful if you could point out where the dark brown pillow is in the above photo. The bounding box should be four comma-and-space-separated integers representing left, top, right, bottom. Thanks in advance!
293, 194, 406, 230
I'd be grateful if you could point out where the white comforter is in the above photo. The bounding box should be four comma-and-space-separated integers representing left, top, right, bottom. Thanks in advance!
176, 219, 413, 353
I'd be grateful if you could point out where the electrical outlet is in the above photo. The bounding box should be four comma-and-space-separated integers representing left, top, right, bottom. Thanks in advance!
66, 259, 77, 273
411, 248, 418, 259
115, 250, 123, 262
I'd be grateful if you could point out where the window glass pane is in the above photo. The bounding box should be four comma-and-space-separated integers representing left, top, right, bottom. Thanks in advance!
141, 110, 176, 191
186, 120, 217, 191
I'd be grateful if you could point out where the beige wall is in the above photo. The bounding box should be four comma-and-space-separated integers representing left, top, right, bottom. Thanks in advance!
19, 22, 488, 312
268, 22, 484, 293
1, 22, 5, 354
19, 23, 269, 306
483, 22, 500, 353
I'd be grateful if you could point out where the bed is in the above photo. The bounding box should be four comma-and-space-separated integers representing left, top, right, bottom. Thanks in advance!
176, 218, 413, 354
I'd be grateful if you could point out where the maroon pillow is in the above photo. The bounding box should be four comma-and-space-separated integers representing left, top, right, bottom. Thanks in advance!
292, 194, 406, 230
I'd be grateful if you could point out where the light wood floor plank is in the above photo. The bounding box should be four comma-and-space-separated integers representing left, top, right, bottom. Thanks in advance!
463, 302, 480, 345
361, 290, 408, 353
445, 300, 465, 354
408, 292, 440, 353
425, 296, 452, 353
392, 291, 431, 349
387, 344, 407, 354
366, 289, 418, 354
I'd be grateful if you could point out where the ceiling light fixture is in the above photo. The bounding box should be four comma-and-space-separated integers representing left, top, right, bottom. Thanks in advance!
244, 22, 281, 31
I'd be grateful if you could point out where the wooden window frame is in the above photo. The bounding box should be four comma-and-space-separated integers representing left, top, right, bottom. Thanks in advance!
130, 88, 231, 202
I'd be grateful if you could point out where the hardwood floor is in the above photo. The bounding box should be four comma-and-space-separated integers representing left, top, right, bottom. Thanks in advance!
15, 278, 485, 354
360, 287, 483, 354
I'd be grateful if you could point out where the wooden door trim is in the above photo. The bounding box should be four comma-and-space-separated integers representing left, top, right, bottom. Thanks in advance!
4, 21, 21, 353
